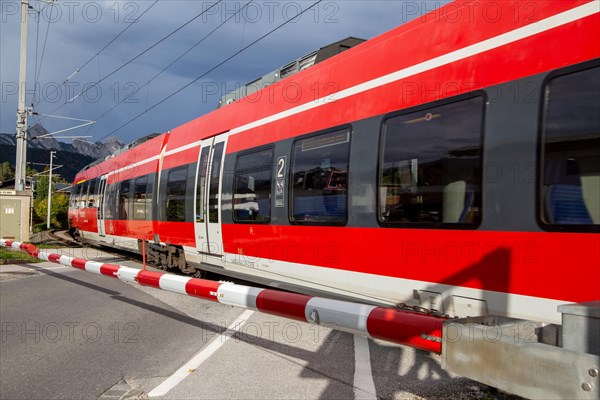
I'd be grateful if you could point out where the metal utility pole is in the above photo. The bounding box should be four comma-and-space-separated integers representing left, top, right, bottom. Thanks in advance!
15, 0, 30, 191
46, 151, 56, 229
30, 179, 35, 234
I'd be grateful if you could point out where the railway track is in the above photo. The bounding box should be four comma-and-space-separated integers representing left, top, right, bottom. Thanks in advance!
44, 231, 261, 286
47, 230, 80, 245
40, 230, 145, 265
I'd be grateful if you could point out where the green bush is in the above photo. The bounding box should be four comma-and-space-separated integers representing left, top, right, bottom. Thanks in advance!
33, 223, 47, 233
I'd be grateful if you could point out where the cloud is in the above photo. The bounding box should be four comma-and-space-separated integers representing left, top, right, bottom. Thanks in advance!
1, 1, 439, 145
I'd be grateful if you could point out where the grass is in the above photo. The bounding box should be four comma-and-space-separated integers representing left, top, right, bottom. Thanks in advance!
0, 247, 41, 264
35, 243, 67, 249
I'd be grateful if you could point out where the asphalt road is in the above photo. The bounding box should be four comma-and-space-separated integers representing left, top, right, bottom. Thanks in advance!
0, 248, 521, 400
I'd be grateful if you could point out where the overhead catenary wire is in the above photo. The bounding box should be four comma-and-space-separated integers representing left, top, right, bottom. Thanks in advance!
31, 1, 55, 109
32, 7, 41, 103
98, 0, 324, 141
35, 0, 161, 109
87, 0, 255, 133
34, 2, 55, 88
41, 0, 224, 119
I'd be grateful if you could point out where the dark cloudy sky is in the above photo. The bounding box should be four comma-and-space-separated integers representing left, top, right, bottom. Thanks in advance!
1, 1, 440, 145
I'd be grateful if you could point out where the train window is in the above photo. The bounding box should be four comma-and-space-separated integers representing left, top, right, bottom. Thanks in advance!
379, 96, 484, 227
146, 174, 154, 219
69, 184, 77, 207
290, 129, 350, 225
118, 180, 132, 220
80, 181, 90, 208
104, 183, 119, 220
196, 147, 210, 223
76, 182, 86, 209
233, 147, 273, 223
541, 64, 600, 231
71, 184, 79, 208
208, 143, 224, 223
166, 166, 188, 222
133, 175, 149, 220
87, 178, 98, 208
68, 185, 75, 208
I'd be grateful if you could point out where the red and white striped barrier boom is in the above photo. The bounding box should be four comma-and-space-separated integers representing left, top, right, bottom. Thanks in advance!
1, 239, 446, 353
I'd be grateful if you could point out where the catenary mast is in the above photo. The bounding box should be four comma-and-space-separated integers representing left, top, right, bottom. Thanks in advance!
15, 0, 30, 191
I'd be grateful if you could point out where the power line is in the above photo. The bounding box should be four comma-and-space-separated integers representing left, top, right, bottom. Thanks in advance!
33, 7, 41, 102
35, 0, 160, 108
34, 2, 55, 87
99, 0, 324, 141
41, 0, 224, 119
31, 1, 54, 108
88, 1, 254, 132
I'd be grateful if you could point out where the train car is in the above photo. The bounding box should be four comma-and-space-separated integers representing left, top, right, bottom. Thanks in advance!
69, 0, 600, 330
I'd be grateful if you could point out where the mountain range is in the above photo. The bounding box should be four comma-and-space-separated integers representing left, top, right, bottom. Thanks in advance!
0, 124, 125, 182
0, 124, 124, 159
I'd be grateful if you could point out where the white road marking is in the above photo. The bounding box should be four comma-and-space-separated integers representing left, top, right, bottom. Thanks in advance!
353, 335, 377, 400
148, 309, 255, 397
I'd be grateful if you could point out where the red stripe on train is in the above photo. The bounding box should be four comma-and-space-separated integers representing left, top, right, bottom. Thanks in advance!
226, 15, 600, 153
222, 224, 600, 303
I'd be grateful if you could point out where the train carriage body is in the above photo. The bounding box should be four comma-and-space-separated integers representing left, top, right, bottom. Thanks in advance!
69, 0, 600, 325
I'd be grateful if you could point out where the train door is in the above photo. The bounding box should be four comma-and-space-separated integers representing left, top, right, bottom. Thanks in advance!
97, 175, 108, 236
194, 133, 227, 256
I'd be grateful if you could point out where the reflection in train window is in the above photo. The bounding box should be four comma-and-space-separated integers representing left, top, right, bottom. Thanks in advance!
379, 96, 484, 227
208, 143, 224, 223
195, 147, 210, 223
541, 65, 600, 230
69, 184, 78, 208
118, 179, 132, 220
133, 175, 151, 220
234, 147, 273, 222
166, 166, 189, 222
290, 129, 350, 225
76, 182, 86, 208
104, 183, 119, 220
88, 178, 98, 207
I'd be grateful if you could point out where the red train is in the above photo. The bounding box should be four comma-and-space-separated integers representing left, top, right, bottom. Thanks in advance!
69, 0, 599, 329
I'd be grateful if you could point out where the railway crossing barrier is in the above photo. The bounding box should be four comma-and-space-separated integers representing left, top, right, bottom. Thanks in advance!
0, 239, 445, 353
3, 239, 600, 399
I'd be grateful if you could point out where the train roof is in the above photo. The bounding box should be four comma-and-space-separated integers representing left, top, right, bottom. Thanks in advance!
166, 0, 598, 154
74, 132, 169, 182
217, 37, 366, 108
75, 132, 163, 175
75, 0, 599, 181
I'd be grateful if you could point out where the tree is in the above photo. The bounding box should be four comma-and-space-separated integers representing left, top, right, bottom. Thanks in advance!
26, 165, 38, 177
33, 171, 70, 230
33, 193, 69, 230
0, 161, 14, 181
36, 175, 49, 199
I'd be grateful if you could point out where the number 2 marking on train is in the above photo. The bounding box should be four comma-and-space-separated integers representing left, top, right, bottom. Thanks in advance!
275, 156, 287, 207
277, 156, 286, 178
